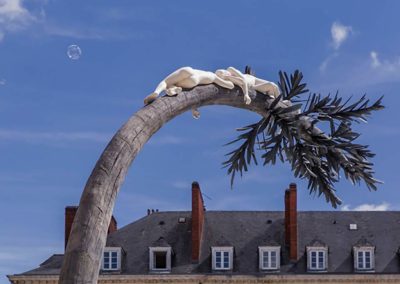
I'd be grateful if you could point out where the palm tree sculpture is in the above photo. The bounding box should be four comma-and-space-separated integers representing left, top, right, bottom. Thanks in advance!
59, 68, 383, 283
224, 68, 383, 207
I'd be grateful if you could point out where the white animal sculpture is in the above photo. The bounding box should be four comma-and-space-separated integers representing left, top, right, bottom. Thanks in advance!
144, 66, 281, 119
215, 67, 281, 104
144, 67, 235, 105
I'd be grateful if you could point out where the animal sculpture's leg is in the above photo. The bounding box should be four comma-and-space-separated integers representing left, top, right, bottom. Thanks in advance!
165, 86, 183, 96
218, 75, 250, 104
213, 76, 235, 90
144, 67, 194, 105
144, 81, 167, 105
254, 82, 280, 98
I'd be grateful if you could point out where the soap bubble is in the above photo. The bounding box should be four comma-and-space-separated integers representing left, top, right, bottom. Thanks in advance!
67, 44, 82, 60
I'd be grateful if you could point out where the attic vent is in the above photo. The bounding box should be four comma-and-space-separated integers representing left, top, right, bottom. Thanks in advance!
178, 217, 186, 223
349, 223, 358, 230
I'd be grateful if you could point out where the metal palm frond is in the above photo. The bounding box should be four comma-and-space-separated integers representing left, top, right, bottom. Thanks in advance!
223, 70, 384, 208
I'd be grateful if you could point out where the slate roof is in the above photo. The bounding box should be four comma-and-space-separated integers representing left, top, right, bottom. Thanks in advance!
16, 211, 400, 275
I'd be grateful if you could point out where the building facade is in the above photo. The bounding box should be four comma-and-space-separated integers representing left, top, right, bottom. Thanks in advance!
7, 182, 400, 283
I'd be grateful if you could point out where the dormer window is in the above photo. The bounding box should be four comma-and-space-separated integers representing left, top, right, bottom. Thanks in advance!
259, 246, 280, 271
354, 247, 375, 271
149, 247, 172, 272
211, 247, 233, 270
102, 247, 121, 271
353, 237, 375, 272
306, 243, 328, 272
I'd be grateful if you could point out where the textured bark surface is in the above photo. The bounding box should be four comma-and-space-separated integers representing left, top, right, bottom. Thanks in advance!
59, 85, 274, 284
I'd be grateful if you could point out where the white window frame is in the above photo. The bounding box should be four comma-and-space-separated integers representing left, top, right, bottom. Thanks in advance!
258, 246, 280, 271
211, 246, 233, 270
102, 247, 121, 271
306, 246, 328, 272
149, 247, 172, 272
353, 247, 375, 272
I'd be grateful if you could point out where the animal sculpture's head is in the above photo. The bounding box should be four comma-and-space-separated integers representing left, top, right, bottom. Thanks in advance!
215, 69, 231, 78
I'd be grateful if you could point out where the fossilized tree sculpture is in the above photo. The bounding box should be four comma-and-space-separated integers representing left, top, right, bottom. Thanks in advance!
59, 69, 383, 283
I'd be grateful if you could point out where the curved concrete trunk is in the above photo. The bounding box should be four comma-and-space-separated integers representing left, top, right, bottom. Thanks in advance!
59, 85, 272, 283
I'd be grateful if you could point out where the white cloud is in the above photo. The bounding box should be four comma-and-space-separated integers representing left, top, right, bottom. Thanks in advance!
331, 22, 352, 50
319, 53, 338, 72
319, 22, 352, 73
44, 25, 105, 40
341, 202, 390, 211
361, 50, 400, 83
43, 24, 146, 41
370, 51, 381, 68
0, 0, 36, 41
369, 51, 400, 71
0, 129, 111, 144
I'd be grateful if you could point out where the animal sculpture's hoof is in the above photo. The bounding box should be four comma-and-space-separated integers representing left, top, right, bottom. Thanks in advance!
192, 108, 200, 119
144, 93, 158, 105
244, 96, 252, 105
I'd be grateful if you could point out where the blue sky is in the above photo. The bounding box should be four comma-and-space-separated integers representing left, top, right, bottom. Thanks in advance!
1, 0, 400, 281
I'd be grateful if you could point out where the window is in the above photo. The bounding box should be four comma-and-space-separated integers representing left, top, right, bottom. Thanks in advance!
259, 246, 280, 270
211, 247, 233, 270
306, 247, 328, 271
149, 247, 172, 272
354, 247, 374, 271
102, 247, 121, 271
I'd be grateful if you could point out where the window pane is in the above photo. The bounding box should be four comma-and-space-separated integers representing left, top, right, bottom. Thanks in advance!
111, 252, 118, 270
311, 251, 317, 268
263, 251, 269, 268
215, 251, 221, 268
103, 252, 110, 269
318, 251, 324, 269
357, 251, 363, 269
365, 251, 371, 268
154, 251, 167, 269
223, 252, 230, 268
271, 251, 277, 268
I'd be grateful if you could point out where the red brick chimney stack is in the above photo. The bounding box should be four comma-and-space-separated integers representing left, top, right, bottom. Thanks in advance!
191, 181, 205, 263
65, 206, 117, 250
108, 216, 118, 234
284, 183, 298, 261
65, 206, 78, 250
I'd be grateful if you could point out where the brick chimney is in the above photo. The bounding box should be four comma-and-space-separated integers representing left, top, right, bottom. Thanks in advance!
191, 181, 205, 263
65, 206, 117, 250
284, 183, 298, 261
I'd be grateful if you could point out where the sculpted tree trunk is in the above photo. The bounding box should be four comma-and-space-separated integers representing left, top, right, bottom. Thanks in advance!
59, 85, 273, 283
60, 69, 383, 283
